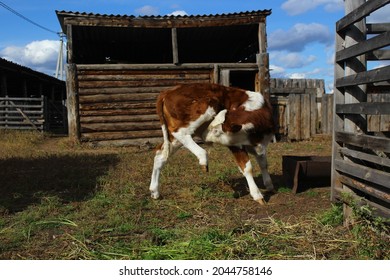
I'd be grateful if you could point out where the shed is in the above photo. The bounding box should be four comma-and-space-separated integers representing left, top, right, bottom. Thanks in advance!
0, 58, 67, 132
56, 10, 272, 146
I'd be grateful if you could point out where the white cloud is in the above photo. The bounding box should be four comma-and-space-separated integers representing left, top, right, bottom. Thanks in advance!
268, 23, 332, 52
167, 10, 188, 16
271, 52, 316, 68
1, 40, 60, 75
135, 5, 159, 16
282, 0, 343, 16
289, 72, 306, 79
270, 64, 286, 76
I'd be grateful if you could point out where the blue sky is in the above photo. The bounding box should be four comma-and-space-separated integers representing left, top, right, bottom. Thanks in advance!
0, 1, 388, 92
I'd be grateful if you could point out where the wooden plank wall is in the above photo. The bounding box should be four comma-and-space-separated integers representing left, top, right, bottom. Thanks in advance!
76, 65, 211, 146
270, 78, 329, 141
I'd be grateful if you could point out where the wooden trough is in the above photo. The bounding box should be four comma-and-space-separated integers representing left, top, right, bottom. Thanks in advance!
282, 155, 331, 193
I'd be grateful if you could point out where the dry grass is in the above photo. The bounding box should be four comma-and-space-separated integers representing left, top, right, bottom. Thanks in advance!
0, 130, 389, 259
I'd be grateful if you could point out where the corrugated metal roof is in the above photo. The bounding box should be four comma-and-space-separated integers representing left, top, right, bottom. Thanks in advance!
56, 9, 271, 19
56, 10, 271, 31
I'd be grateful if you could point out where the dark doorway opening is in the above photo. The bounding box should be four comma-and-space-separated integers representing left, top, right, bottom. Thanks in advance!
229, 70, 257, 91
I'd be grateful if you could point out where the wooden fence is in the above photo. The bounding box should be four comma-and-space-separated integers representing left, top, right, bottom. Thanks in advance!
332, 0, 390, 220
0, 96, 45, 131
270, 78, 333, 141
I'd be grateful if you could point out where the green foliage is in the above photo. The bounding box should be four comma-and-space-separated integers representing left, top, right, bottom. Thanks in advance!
318, 204, 343, 226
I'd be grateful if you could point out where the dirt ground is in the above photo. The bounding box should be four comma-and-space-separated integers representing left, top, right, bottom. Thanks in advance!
1, 132, 347, 260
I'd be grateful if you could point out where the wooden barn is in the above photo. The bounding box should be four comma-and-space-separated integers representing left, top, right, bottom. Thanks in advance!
331, 0, 390, 220
56, 10, 272, 146
0, 58, 66, 132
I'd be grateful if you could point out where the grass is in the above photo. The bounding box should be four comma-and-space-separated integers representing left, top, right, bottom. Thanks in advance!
0, 130, 389, 259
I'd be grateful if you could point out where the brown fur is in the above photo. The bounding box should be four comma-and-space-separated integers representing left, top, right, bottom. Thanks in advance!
221, 99, 276, 145
156, 83, 252, 138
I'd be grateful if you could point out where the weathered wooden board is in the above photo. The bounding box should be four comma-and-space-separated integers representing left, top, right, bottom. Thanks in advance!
76, 66, 211, 144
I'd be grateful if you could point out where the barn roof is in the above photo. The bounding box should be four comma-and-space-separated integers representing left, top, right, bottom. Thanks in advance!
0, 57, 64, 85
56, 10, 272, 29
56, 10, 272, 64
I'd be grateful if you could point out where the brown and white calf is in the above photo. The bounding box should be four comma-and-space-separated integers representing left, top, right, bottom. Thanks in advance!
149, 83, 276, 204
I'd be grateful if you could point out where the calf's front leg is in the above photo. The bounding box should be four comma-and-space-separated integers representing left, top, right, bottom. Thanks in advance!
229, 146, 266, 205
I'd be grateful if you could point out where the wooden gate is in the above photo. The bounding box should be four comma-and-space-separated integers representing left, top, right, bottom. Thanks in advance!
0, 96, 45, 131
331, 0, 390, 219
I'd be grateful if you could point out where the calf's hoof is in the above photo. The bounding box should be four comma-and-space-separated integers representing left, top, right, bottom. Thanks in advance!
201, 165, 209, 172
255, 198, 266, 205
150, 192, 160, 200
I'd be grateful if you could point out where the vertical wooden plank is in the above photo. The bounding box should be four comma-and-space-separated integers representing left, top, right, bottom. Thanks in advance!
171, 28, 179, 65
257, 53, 270, 101
257, 21, 270, 102
340, 0, 367, 225
66, 24, 73, 64
321, 94, 328, 134
310, 91, 317, 136
328, 94, 334, 134
258, 22, 267, 54
213, 64, 219, 84
288, 94, 300, 141
331, 16, 347, 202
220, 69, 230, 86
66, 63, 80, 142
344, 0, 367, 134
302, 93, 311, 139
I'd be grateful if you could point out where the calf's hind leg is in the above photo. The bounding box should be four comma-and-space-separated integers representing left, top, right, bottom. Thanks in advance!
149, 140, 182, 199
246, 138, 274, 193
229, 146, 266, 205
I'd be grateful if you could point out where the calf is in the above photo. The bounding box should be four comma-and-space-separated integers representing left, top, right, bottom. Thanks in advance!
149, 83, 276, 204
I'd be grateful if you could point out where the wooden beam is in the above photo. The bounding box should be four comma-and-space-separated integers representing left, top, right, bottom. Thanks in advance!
335, 131, 390, 153
339, 147, 390, 169
336, 102, 390, 115
66, 63, 80, 142
334, 159, 390, 189
336, 65, 390, 87
336, 0, 390, 32
171, 28, 179, 65
339, 175, 390, 204
336, 31, 390, 62
66, 24, 73, 64
367, 23, 390, 34
367, 49, 390, 60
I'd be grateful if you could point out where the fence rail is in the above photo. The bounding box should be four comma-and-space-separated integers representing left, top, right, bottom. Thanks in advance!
0, 96, 45, 131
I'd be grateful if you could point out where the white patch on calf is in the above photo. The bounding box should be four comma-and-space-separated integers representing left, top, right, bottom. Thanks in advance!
172, 106, 216, 166
242, 90, 265, 111
241, 160, 264, 201
204, 113, 255, 147
208, 109, 227, 129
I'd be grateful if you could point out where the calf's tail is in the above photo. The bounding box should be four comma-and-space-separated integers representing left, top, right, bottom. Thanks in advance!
156, 93, 171, 155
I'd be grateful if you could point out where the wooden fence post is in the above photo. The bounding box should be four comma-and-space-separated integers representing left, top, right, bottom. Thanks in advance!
341, 0, 367, 226
66, 63, 80, 142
